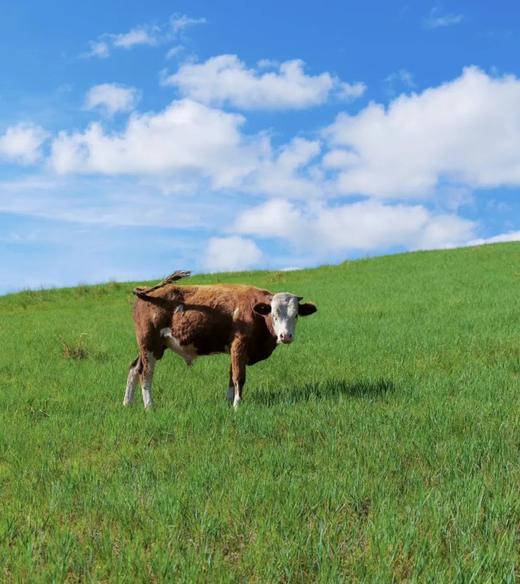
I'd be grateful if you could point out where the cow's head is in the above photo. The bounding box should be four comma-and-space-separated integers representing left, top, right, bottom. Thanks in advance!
253, 293, 317, 344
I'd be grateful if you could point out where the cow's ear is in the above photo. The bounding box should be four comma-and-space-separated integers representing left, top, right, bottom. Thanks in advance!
298, 302, 317, 316
253, 302, 271, 316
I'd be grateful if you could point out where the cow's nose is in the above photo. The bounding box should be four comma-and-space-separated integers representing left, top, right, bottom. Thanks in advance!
279, 333, 293, 344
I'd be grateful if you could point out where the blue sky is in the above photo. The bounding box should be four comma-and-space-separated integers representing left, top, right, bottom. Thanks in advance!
1, 0, 520, 293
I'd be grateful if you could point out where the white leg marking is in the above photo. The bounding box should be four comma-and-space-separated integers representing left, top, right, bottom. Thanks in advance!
123, 362, 139, 406
233, 383, 241, 410
141, 352, 156, 409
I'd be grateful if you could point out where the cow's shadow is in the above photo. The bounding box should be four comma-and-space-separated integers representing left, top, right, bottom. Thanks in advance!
250, 378, 394, 407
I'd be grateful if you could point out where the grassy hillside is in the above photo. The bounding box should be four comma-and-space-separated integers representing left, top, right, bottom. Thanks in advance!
1, 243, 520, 581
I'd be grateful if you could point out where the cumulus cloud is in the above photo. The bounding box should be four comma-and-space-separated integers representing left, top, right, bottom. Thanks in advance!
243, 137, 323, 198
85, 83, 140, 116
0, 123, 48, 165
324, 67, 520, 199
49, 99, 264, 189
234, 199, 475, 256
203, 236, 263, 272
83, 13, 205, 58
48, 99, 325, 198
163, 55, 366, 110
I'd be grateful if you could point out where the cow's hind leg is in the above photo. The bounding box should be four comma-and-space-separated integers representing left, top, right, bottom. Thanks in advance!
141, 351, 156, 410
123, 356, 141, 406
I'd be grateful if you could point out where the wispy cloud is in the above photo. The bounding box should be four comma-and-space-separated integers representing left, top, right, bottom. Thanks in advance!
111, 26, 160, 49
83, 13, 205, 58
169, 14, 207, 35
424, 4, 464, 29
385, 68, 416, 95
165, 45, 185, 60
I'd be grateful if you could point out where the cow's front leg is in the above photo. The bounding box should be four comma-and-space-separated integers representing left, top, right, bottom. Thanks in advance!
230, 337, 247, 410
226, 366, 235, 403
140, 351, 156, 409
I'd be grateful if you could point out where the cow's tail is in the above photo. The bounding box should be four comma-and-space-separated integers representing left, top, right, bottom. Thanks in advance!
133, 270, 191, 299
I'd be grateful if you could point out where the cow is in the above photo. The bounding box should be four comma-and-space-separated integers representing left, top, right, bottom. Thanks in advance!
123, 270, 317, 409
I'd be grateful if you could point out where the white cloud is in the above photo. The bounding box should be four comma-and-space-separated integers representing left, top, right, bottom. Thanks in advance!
164, 55, 365, 110
466, 231, 520, 246
0, 123, 48, 165
84, 13, 205, 58
324, 67, 520, 199
85, 83, 140, 116
85, 40, 110, 59
234, 199, 306, 241
112, 26, 159, 49
49, 99, 264, 189
234, 199, 475, 256
424, 5, 464, 29
203, 236, 263, 272
337, 81, 367, 101
166, 45, 184, 60
169, 14, 206, 34
385, 68, 416, 93
48, 99, 324, 198
9, 64, 520, 283
243, 137, 323, 198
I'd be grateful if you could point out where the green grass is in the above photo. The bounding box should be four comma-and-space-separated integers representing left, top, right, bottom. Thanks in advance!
1, 243, 520, 581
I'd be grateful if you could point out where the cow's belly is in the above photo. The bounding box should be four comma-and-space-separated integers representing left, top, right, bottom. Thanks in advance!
161, 308, 233, 362
160, 328, 199, 365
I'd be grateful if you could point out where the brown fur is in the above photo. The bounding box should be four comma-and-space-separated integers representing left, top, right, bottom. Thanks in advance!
132, 284, 277, 362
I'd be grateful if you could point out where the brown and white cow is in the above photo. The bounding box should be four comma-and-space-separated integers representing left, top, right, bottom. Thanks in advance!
123, 271, 317, 409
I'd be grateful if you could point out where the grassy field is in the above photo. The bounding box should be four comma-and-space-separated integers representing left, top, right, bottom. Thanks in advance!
1, 243, 520, 582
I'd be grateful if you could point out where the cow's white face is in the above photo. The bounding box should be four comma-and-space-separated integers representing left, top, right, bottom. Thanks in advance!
254, 293, 317, 344
271, 293, 300, 344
